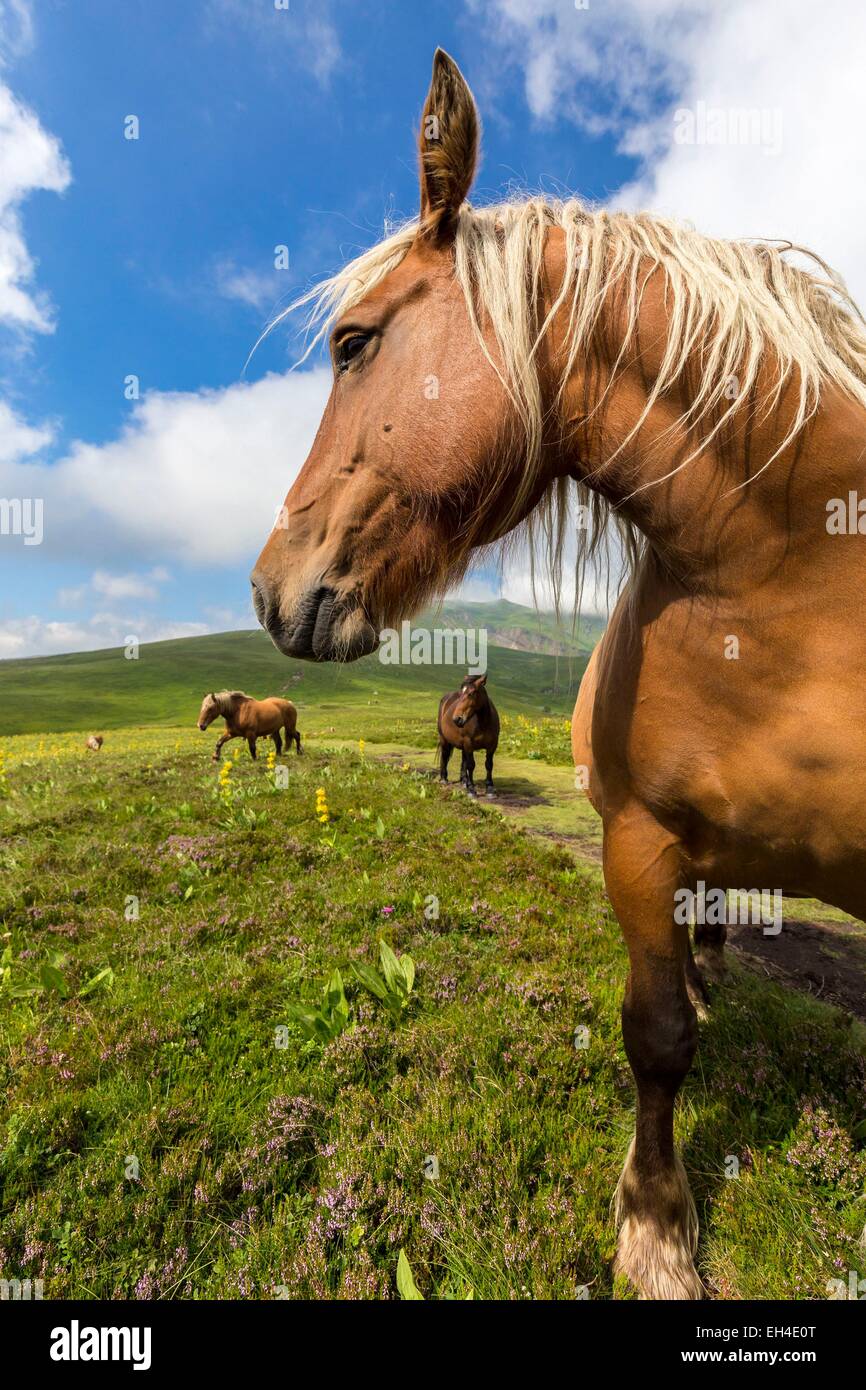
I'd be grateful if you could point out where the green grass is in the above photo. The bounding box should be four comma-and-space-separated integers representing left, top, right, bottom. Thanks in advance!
1, 726, 864, 1300
0, 626, 585, 737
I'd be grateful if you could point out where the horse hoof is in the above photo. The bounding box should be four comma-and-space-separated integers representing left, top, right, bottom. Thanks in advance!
614, 1138, 703, 1300
685, 962, 710, 1018
695, 945, 727, 984
686, 982, 710, 1022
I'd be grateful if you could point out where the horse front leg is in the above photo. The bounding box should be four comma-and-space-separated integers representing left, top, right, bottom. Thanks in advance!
463, 749, 477, 797
693, 901, 728, 983
439, 741, 453, 782
484, 747, 495, 798
684, 939, 710, 1021
604, 802, 702, 1300
248, 737, 257, 760
213, 732, 232, 762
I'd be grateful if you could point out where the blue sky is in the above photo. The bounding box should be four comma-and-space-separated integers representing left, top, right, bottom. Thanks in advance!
1, 0, 864, 655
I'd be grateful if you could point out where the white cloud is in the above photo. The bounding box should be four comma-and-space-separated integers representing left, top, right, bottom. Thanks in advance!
57, 567, 172, 605
472, 0, 866, 303
0, 397, 53, 460
213, 257, 285, 313
207, 0, 341, 86
614, 1, 866, 303
0, 82, 70, 334
0, 612, 209, 660
202, 602, 258, 630
469, 0, 699, 128
0, 1, 33, 68
454, 562, 610, 618
91, 567, 169, 601
0, 368, 331, 567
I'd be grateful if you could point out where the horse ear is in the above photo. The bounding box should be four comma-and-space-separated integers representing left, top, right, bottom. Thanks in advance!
418, 49, 479, 241
476, 673, 487, 686
209, 692, 215, 700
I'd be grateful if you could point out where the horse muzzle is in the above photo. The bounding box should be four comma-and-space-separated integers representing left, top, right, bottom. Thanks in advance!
250, 576, 378, 663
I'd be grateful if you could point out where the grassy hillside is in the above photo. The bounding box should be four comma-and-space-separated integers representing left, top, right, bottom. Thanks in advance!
0, 625, 588, 738
419, 598, 604, 656
1, 726, 863, 1299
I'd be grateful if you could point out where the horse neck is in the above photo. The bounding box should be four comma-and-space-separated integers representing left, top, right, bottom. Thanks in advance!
542, 232, 866, 598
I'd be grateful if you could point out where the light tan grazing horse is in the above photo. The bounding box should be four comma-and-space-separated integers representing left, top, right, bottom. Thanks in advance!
84, 734, 104, 751
250, 51, 866, 1298
196, 690, 301, 761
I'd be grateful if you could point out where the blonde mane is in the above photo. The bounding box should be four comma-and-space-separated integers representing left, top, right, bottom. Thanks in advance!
212, 690, 249, 715
271, 195, 866, 615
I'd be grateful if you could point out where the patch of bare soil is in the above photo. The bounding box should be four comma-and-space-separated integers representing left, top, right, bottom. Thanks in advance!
375, 750, 866, 1021
532, 828, 603, 862
486, 789, 551, 810
727, 915, 866, 1023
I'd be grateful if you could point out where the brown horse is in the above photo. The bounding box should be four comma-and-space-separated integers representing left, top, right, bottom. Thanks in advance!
251, 51, 866, 1299
84, 734, 104, 752
437, 673, 499, 796
196, 690, 301, 761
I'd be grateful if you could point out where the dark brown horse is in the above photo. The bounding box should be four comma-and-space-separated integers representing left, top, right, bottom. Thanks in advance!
251, 52, 866, 1298
437, 673, 499, 796
197, 690, 301, 761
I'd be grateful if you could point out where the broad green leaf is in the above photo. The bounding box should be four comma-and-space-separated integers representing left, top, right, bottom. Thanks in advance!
379, 940, 403, 993
326, 968, 346, 1014
400, 954, 415, 997
285, 1004, 325, 1041
351, 961, 389, 1001
39, 963, 69, 997
396, 1249, 424, 1301
78, 966, 114, 997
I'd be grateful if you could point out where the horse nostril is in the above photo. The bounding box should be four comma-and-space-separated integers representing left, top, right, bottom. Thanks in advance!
250, 573, 268, 626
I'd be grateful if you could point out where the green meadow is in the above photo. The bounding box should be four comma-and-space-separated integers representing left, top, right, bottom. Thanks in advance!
0, 622, 864, 1300
0, 623, 582, 740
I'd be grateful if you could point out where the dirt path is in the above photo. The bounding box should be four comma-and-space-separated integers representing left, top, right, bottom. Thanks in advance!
323, 738, 866, 1022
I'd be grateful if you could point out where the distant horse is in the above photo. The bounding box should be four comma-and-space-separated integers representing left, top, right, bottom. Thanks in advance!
197, 690, 301, 761
84, 734, 103, 752
437, 674, 499, 796
251, 51, 866, 1299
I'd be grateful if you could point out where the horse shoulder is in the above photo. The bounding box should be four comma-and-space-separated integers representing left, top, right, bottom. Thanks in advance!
234, 697, 255, 730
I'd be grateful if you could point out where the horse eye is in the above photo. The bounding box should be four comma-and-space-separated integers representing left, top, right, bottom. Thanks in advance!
337, 333, 370, 373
